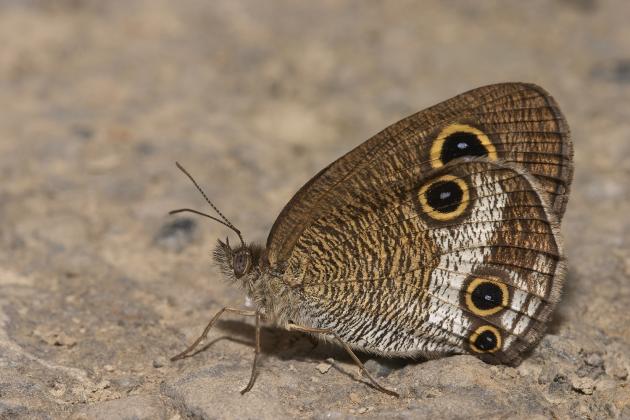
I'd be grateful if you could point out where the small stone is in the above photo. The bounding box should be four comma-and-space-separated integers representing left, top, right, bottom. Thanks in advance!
424, 389, 441, 399
49, 381, 67, 398
572, 376, 595, 395
316, 362, 332, 374
104, 364, 115, 372
585, 352, 604, 367
33, 327, 78, 347
349, 392, 361, 404
357, 407, 368, 414
56, 332, 77, 347
152, 357, 167, 368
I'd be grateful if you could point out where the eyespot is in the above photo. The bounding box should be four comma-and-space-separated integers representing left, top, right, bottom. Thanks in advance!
469, 325, 502, 353
430, 123, 497, 168
418, 175, 470, 221
233, 251, 251, 277
465, 277, 509, 316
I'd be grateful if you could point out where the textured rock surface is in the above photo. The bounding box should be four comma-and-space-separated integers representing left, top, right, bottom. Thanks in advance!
1, 1, 629, 418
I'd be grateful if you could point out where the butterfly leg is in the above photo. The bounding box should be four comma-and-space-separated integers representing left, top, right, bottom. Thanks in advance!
240, 311, 262, 394
287, 323, 399, 397
170, 307, 257, 361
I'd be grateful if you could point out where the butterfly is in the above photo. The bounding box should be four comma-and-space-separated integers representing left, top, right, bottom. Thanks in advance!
170, 83, 573, 397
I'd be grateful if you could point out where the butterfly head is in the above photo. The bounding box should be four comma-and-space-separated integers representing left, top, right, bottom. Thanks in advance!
213, 237, 256, 277
213, 237, 265, 297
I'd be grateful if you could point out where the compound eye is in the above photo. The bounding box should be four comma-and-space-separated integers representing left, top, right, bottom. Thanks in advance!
233, 251, 251, 277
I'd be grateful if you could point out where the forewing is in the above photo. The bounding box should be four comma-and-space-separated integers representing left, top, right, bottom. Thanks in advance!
289, 159, 565, 363
267, 83, 572, 266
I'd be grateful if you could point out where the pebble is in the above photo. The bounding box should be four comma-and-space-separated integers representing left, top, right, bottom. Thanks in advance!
572, 376, 595, 395
316, 362, 332, 374
49, 381, 67, 398
584, 353, 604, 367
152, 357, 167, 368
33, 328, 78, 347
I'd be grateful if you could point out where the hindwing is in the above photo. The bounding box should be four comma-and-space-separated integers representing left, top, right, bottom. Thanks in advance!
286, 159, 564, 363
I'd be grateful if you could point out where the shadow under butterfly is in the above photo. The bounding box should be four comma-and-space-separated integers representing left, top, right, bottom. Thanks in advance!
169, 83, 573, 397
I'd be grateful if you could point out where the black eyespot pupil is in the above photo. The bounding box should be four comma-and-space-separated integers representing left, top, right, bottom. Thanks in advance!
475, 330, 497, 351
426, 181, 463, 213
441, 131, 487, 164
471, 282, 503, 310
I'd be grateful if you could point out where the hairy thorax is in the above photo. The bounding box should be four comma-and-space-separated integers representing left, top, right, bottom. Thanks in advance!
213, 240, 304, 327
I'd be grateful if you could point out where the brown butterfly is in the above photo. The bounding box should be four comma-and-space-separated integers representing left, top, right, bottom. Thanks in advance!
170, 83, 573, 397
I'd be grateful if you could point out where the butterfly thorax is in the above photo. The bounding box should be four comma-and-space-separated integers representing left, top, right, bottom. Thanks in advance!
212, 240, 302, 325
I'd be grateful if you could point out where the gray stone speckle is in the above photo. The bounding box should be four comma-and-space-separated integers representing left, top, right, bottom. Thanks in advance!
592, 59, 630, 84
363, 358, 404, 378
154, 217, 199, 253
1, 0, 630, 418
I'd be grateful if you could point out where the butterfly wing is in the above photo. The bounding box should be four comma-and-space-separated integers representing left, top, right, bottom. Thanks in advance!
285, 158, 565, 364
267, 83, 572, 266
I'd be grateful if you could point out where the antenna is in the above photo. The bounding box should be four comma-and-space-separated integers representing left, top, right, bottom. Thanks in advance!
171, 162, 245, 246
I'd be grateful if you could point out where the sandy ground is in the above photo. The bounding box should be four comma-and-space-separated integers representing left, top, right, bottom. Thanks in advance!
0, 0, 629, 418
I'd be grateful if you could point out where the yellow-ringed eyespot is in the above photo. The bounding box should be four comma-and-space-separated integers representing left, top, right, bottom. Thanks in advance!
465, 277, 509, 316
418, 175, 470, 221
469, 325, 502, 353
430, 123, 497, 168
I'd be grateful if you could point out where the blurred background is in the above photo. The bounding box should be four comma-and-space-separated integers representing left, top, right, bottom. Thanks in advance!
0, 1, 628, 418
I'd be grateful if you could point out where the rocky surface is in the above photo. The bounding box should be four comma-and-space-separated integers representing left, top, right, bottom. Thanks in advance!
1, 0, 629, 418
